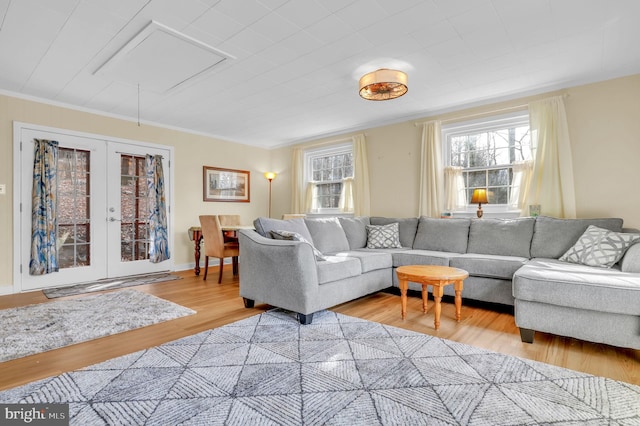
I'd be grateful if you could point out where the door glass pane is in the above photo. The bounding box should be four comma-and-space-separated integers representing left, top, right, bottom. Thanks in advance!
120, 155, 150, 261
57, 148, 91, 269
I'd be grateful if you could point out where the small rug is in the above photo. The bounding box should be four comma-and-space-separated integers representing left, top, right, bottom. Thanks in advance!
43, 273, 182, 299
0, 290, 195, 362
1, 310, 638, 425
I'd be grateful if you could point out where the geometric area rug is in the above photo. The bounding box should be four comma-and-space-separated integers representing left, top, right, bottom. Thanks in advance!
0, 290, 195, 363
0, 310, 638, 425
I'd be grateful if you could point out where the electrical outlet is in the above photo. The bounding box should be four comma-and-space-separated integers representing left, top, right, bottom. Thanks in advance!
0, 184, 5, 195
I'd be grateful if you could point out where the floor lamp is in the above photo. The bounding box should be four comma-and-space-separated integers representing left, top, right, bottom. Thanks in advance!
264, 172, 276, 218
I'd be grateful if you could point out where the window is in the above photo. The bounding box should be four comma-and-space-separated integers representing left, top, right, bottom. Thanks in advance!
443, 112, 532, 210
57, 147, 91, 268
305, 143, 353, 213
119, 155, 151, 262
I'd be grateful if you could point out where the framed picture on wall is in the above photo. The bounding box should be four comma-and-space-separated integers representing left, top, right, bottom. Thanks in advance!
203, 166, 250, 202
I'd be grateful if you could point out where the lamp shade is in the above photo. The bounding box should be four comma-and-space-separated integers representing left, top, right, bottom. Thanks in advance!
359, 69, 408, 101
470, 188, 489, 204
264, 172, 276, 181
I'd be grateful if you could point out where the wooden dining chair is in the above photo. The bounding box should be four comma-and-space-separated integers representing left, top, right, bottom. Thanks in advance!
218, 214, 241, 243
199, 215, 240, 283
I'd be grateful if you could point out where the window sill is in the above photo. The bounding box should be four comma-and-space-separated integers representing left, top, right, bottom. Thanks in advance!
448, 210, 522, 219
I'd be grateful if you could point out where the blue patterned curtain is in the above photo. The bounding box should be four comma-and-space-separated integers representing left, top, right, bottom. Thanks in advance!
30, 139, 59, 275
146, 154, 170, 263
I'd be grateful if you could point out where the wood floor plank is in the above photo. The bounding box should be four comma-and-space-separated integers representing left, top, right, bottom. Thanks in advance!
0, 268, 638, 391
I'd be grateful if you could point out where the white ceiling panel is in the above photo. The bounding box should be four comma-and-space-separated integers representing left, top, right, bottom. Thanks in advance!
274, 1, 331, 29
95, 21, 233, 94
189, 8, 244, 41
1, 0, 639, 148
214, 0, 270, 26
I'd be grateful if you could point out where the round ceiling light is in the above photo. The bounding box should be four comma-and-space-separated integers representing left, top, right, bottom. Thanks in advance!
359, 68, 408, 101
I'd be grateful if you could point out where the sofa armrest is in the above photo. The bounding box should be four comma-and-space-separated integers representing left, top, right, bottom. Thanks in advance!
238, 229, 320, 314
620, 243, 640, 273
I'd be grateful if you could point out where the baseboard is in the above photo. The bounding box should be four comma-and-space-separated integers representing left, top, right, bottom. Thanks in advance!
174, 258, 235, 273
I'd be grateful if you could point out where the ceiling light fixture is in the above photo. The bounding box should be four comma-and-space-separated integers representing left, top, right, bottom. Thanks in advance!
359, 68, 408, 101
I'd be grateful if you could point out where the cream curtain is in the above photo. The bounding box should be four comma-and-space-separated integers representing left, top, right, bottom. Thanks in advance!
339, 177, 354, 212
351, 134, 370, 216
292, 134, 369, 215
305, 182, 317, 212
444, 166, 466, 211
418, 121, 444, 217
509, 160, 534, 213
290, 146, 306, 214
526, 96, 577, 218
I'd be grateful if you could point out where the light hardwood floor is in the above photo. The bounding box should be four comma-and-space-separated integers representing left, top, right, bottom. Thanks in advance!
1, 267, 638, 392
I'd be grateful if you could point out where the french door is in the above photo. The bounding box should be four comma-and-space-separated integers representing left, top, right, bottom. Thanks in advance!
16, 124, 173, 291
106, 142, 170, 277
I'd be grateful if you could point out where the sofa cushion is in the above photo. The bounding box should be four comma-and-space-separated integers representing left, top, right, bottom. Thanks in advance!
332, 250, 392, 273
316, 256, 361, 284
467, 217, 535, 258
270, 230, 327, 261
413, 217, 470, 253
339, 217, 370, 249
449, 253, 528, 280
254, 217, 314, 243
391, 249, 456, 267
513, 259, 640, 316
621, 243, 640, 273
530, 216, 624, 259
559, 225, 640, 268
370, 217, 418, 248
366, 223, 402, 249
304, 217, 350, 253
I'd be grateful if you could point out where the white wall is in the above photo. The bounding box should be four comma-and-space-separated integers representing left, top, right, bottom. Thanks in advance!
0, 94, 273, 292
3, 74, 639, 292
271, 74, 640, 229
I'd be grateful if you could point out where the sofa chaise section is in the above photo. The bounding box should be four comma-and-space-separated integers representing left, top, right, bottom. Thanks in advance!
514, 259, 640, 349
512, 216, 640, 349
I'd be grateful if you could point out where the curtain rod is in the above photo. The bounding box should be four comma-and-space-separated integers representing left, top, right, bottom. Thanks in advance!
116, 151, 163, 159
295, 133, 366, 149
414, 93, 569, 127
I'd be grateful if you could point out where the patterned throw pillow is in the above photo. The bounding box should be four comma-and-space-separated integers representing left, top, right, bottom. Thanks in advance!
559, 225, 640, 268
366, 223, 402, 249
270, 230, 327, 261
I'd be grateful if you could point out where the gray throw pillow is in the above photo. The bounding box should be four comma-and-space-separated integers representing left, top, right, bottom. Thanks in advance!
366, 223, 402, 249
270, 230, 327, 261
370, 217, 418, 248
559, 225, 640, 268
530, 216, 624, 259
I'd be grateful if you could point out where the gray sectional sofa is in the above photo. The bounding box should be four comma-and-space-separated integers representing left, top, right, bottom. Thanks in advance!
238, 215, 640, 349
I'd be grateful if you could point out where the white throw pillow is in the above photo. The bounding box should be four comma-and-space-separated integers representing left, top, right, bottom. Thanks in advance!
366, 223, 402, 249
559, 225, 640, 268
270, 230, 327, 261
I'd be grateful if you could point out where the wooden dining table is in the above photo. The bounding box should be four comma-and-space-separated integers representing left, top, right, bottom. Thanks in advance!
188, 225, 254, 276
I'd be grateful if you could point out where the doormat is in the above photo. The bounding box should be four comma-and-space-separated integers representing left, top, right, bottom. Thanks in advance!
0, 289, 195, 362
43, 272, 182, 299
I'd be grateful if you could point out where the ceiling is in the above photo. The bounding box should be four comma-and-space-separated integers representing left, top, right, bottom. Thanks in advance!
1, 0, 639, 149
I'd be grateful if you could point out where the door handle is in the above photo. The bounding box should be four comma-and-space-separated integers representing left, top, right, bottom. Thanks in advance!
109, 217, 121, 222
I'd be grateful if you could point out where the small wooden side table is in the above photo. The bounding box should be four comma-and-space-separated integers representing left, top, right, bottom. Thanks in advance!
396, 265, 469, 330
